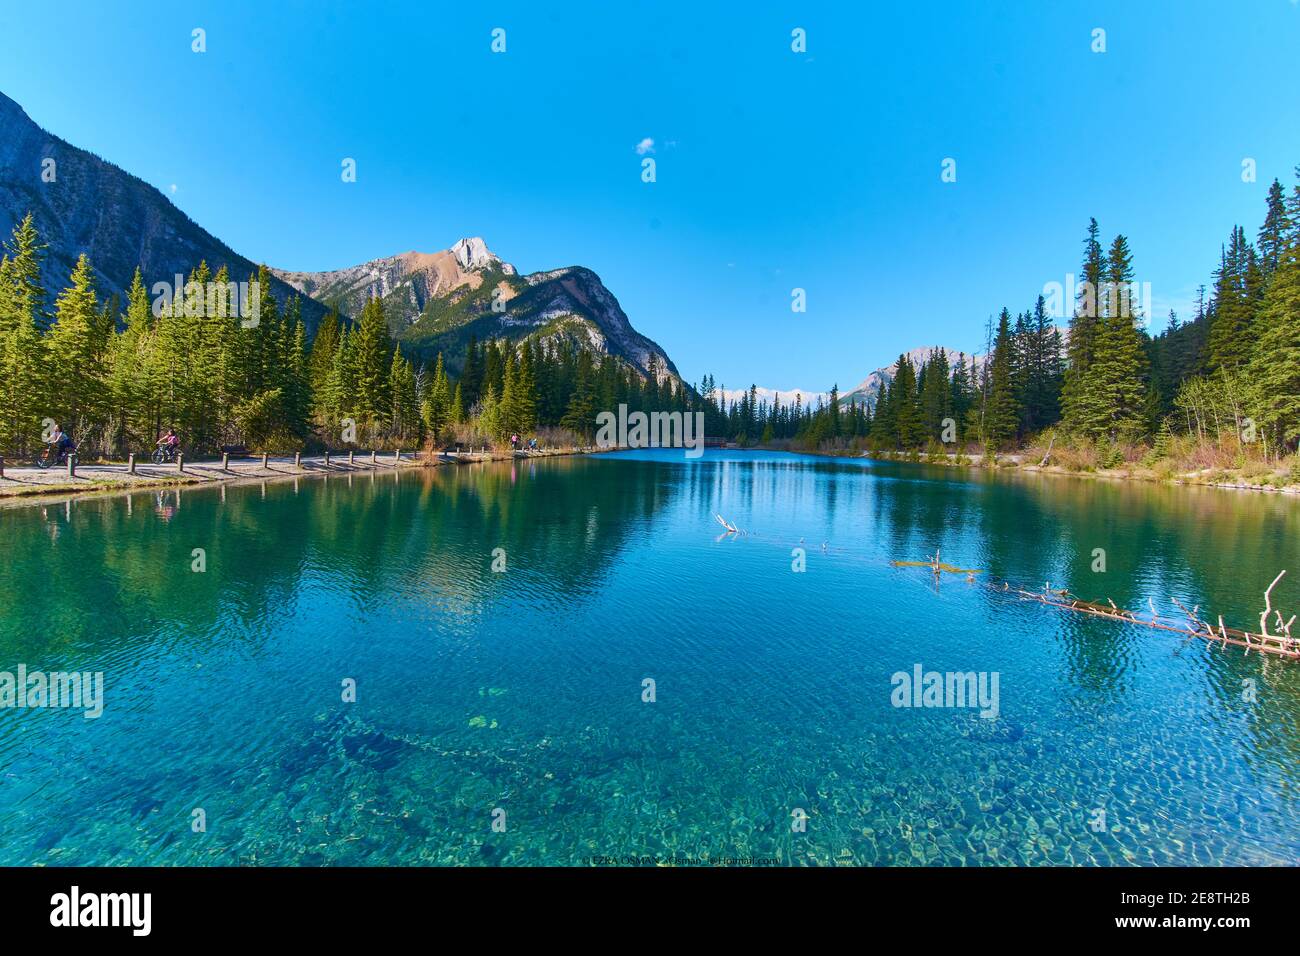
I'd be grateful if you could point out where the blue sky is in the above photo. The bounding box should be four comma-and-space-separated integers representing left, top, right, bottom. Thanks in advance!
2, 1, 1298, 392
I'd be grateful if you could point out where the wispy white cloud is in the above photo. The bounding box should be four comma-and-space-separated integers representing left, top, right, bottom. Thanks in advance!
634, 137, 655, 155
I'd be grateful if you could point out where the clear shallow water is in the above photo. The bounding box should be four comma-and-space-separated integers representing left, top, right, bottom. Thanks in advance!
1, 449, 1297, 866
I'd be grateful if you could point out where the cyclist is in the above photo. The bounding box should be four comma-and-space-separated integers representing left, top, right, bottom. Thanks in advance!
156, 428, 180, 459
47, 424, 75, 464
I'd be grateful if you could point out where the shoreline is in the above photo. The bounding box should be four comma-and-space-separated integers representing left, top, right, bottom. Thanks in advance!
808, 447, 1300, 496
7, 442, 1297, 507
0, 447, 591, 508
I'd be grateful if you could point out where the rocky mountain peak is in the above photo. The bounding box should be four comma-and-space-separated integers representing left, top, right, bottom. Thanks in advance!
449, 237, 511, 274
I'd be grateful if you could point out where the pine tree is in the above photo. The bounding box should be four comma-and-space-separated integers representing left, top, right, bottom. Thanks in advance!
105, 268, 154, 450
2, 213, 47, 331
892, 356, 924, 447
560, 350, 596, 437
478, 381, 503, 440
461, 335, 483, 408
421, 352, 451, 439
1258, 179, 1290, 277
870, 379, 895, 448
450, 382, 465, 426
499, 349, 519, 435
48, 254, 106, 447
1088, 236, 1150, 442
1247, 239, 1300, 451
1061, 219, 1108, 433
308, 308, 341, 407
981, 309, 1019, 446
352, 296, 394, 437
0, 251, 47, 454
388, 349, 419, 443
515, 343, 538, 433
918, 349, 950, 440
1206, 227, 1256, 372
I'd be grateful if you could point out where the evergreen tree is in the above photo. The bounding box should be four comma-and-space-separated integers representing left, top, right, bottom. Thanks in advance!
515, 343, 538, 433
1258, 179, 1290, 277
352, 296, 394, 436
421, 352, 452, 439
1206, 227, 1256, 372
892, 355, 924, 447
1247, 236, 1300, 451
1088, 236, 1151, 442
388, 349, 419, 443
918, 349, 950, 440
0, 215, 49, 453
105, 268, 154, 449
1061, 218, 1108, 433
981, 309, 1019, 446
308, 308, 341, 404
48, 254, 105, 445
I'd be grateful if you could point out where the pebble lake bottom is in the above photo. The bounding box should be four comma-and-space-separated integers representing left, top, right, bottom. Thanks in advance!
0, 448, 1296, 866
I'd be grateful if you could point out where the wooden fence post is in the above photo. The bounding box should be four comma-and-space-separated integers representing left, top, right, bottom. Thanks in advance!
67, 454, 76, 478
395, 449, 401, 465
349, 449, 355, 465
371, 450, 377, 465
324, 450, 330, 467
261, 452, 269, 469
221, 451, 230, 471
128, 453, 136, 474
295, 451, 302, 469
177, 452, 184, 473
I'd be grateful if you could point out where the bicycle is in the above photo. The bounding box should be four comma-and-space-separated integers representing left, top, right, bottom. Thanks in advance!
33, 442, 76, 469
151, 444, 180, 464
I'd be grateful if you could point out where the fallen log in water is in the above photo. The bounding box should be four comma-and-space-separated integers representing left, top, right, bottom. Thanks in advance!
990, 577, 1299, 660
891, 556, 1300, 660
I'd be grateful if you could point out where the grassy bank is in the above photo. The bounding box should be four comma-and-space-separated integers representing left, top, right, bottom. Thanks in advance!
801, 433, 1300, 495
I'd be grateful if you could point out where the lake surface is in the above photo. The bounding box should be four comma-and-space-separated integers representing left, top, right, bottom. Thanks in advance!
1, 449, 1297, 866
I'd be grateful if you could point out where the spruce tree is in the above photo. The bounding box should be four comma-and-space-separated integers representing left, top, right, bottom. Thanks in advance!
1089, 237, 1151, 442
352, 296, 394, 436
892, 356, 924, 447
106, 268, 153, 450
515, 343, 538, 433
981, 309, 1020, 446
48, 254, 105, 446
1247, 238, 1300, 451
1258, 179, 1290, 277
0, 245, 47, 454
1061, 219, 1108, 433
1206, 228, 1256, 372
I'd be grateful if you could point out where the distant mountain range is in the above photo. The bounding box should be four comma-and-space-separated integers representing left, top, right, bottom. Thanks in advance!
728, 346, 986, 412
718, 386, 831, 407
0, 90, 679, 384
841, 345, 986, 406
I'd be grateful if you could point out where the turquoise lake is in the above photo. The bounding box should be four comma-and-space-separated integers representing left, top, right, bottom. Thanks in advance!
1, 449, 1297, 865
